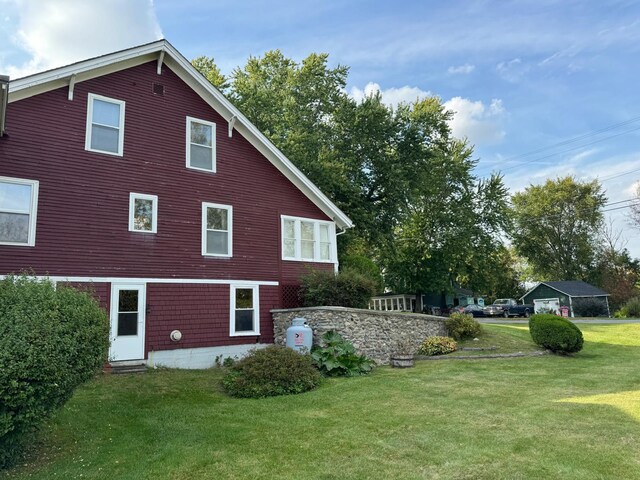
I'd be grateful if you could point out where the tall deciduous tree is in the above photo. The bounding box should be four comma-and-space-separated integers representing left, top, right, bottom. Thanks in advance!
511, 177, 606, 281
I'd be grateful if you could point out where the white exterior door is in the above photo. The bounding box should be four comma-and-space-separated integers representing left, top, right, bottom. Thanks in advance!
109, 284, 146, 361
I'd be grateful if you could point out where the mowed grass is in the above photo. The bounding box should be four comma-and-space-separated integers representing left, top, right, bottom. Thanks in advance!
5, 324, 640, 480
447, 322, 541, 356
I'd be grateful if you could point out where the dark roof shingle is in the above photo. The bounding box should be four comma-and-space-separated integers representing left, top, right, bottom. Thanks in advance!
543, 281, 608, 297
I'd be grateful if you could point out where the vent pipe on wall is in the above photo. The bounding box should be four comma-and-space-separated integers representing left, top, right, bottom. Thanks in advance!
0, 75, 9, 137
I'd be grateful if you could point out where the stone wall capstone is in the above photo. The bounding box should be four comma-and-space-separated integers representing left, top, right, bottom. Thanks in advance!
272, 306, 447, 365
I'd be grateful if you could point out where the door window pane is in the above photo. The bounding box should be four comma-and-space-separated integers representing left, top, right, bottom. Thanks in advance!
118, 312, 138, 336
117, 290, 138, 337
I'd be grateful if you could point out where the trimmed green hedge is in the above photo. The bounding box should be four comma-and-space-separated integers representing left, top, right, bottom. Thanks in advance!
222, 345, 322, 398
445, 313, 482, 340
300, 268, 378, 309
0, 275, 110, 469
529, 313, 584, 354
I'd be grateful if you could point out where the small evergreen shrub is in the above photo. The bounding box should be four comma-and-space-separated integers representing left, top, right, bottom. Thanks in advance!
300, 268, 377, 308
222, 345, 322, 398
445, 313, 483, 340
529, 314, 584, 354
0, 275, 110, 469
615, 297, 640, 318
572, 298, 607, 317
311, 331, 375, 377
417, 336, 457, 356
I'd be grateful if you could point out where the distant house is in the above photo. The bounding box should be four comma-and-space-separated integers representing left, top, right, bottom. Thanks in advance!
369, 286, 480, 314
0, 40, 353, 368
520, 281, 610, 318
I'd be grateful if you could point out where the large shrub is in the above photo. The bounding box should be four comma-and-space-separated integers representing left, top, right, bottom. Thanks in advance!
0, 275, 110, 468
445, 313, 483, 341
417, 336, 457, 356
300, 268, 377, 308
311, 331, 375, 377
615, 297, 640, 318
572, 297, 608, 317
529, 314, 584, 354
222, 345, 322, 398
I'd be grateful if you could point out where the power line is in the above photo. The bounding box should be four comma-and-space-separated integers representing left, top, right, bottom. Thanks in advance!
484, 125, 640, 175
599, 166, 640, 183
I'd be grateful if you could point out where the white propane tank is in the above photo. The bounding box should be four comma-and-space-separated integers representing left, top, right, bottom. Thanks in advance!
286, 318, 313, 352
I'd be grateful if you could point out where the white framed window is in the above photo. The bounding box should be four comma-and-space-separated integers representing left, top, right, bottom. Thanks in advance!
202, 202, 232, 257
281, 215, 336, 263
128, 193, 158, 234
85, 93, 125, 156
230, 285, 260, 336
0, 176, 39, 247
186, 116, 216, 173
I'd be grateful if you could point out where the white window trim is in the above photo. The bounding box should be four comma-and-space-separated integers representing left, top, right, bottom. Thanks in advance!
186, 116, 216, 173
281, 215, 336, 263
128, 193, 158, 234
230, 285, 260, 336
201, 202, 232, 257
85, 93, 125, 156
0, 176, 39, 247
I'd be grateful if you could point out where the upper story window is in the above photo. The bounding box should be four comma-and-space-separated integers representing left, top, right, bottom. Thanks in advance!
85, 93, 125, 156
281, 215, 336, 263
202, 202, 232, 257
128, 193, 158, 234
186, 117, 216, 173
230, 285, 260, 336
0, 176, 39, 247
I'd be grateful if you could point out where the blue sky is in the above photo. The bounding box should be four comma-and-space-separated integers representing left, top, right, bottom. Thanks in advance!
2, 0, 639, 257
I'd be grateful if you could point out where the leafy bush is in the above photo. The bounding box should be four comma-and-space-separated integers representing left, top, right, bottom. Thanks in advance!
445, 313, 483, 341
0, 275, 109, 468
615, 296, 640, 318
311, 331, 375, 376
529, 314, 584, 354
222, 345, 322, 398
417, 336, 457, 356
300, 268, 378, 309
572, 298, 608, 317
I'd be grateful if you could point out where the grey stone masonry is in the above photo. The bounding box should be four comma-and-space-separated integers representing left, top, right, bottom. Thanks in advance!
272, 306, 447, 365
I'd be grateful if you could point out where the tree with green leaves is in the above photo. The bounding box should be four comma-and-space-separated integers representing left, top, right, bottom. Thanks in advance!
511, 177, 606, 281
191, 56, 229, 92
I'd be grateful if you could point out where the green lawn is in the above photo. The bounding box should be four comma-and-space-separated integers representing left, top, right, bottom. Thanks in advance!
5, 324, 640, 480
447, 323, 541, 356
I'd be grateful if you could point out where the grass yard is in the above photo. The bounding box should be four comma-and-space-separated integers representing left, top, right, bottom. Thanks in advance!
448, 323, 541, 356
5, 324, 640, 480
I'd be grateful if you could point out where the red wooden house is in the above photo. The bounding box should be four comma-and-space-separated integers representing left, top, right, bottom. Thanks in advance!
0, 40, 352, 368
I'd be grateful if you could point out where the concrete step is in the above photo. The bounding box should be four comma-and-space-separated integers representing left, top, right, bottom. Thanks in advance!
108, 362, 147, 375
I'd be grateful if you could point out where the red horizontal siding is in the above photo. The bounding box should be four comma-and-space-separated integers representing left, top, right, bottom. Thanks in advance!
0, 61, 336, 289
145, 283, 278, 353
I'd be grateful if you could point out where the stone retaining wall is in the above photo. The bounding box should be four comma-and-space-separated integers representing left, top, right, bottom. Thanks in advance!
272, 306, 447, 365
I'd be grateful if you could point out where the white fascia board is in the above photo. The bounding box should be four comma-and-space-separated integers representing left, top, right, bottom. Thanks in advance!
8, 41, 166, 101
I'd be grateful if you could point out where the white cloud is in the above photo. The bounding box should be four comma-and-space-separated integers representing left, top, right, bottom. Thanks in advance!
349, 82, 431, 109
447, 63, 475, 75
443, 96, 506, 146
496, 57, 530, 82
2, 0, 162, 78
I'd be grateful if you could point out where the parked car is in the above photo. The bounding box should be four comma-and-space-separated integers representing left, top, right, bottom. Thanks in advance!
483, 298, 534, 318
462, 304, 487, 318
